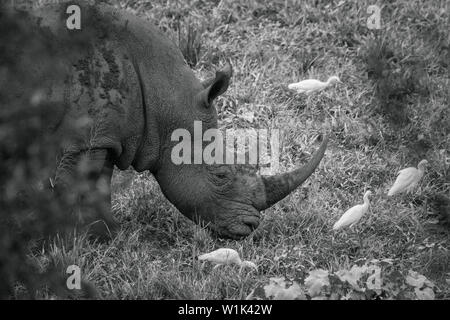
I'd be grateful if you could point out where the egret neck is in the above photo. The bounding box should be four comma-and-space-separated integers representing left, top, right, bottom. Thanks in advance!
363, 191, 371, 208
417, 160, 428, 174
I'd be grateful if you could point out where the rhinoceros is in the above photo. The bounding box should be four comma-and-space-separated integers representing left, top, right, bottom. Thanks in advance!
3, 2, 327, 239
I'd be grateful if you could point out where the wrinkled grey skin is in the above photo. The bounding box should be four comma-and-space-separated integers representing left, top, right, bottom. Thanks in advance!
10, 3, 328, 239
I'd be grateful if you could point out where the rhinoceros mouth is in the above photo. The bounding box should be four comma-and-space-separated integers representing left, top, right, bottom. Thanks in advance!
210, 214, 260, 239
199, 199, 261, 239
223, 213, 260, 239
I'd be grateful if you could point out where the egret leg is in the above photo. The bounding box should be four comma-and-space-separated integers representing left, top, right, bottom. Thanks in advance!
306, 95, 312, 110
358, 230, 363, 248
350, 224, 362, 248
354, 227, 363, 248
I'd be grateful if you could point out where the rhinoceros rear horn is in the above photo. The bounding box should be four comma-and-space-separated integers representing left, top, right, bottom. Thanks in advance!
200, 63, 233, 105
253, 136, 329, 211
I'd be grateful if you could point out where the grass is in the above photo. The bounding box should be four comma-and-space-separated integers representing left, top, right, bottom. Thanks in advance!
27, 0, 449, 299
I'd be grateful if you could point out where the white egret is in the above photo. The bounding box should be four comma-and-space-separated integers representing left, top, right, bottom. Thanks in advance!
387, 160, 428, 196
333, 190, 372, 230
197, 248, 257, 271
288, 76, 342, 94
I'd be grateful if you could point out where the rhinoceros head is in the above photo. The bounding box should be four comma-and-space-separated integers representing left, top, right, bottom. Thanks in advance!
152, 64, 327, 239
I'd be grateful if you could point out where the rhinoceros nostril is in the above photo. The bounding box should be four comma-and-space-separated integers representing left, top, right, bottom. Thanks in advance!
244, 222, 257, 231
242, 216, 260, 231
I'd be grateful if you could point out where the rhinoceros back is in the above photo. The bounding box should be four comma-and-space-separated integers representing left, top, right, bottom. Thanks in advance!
14, 2, 191, 171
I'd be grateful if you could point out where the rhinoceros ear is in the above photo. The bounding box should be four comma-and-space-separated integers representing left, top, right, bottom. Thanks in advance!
200, 63, 232, 107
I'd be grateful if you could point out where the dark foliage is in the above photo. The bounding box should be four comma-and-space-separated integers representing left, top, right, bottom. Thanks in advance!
0, 4, 101, 299
431, 194, 450, 227
363, 35, 430, 125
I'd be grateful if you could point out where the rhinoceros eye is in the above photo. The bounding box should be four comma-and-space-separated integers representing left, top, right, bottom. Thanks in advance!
212, 169, 232, 185
207, 165, 233, 185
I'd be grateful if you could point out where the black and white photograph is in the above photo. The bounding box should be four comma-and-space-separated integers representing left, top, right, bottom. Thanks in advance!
0, 0, 448, 305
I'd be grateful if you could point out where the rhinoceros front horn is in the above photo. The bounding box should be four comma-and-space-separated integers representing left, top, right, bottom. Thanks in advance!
253, 136, 328, 211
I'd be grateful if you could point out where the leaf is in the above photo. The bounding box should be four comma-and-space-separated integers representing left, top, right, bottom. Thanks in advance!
414, 287, 435, 300
246, 286, 266, 300
329, 292, 340, 300
274, 282, 306, 300
263, 277, 305, 300
405, 270, 434, 289
263, 277, 286, 297
304, 269, 330, 297
366, 265, 382, 291
335, 265, 367, 292
240, 111, 255, 123
343, 291, 366, 300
